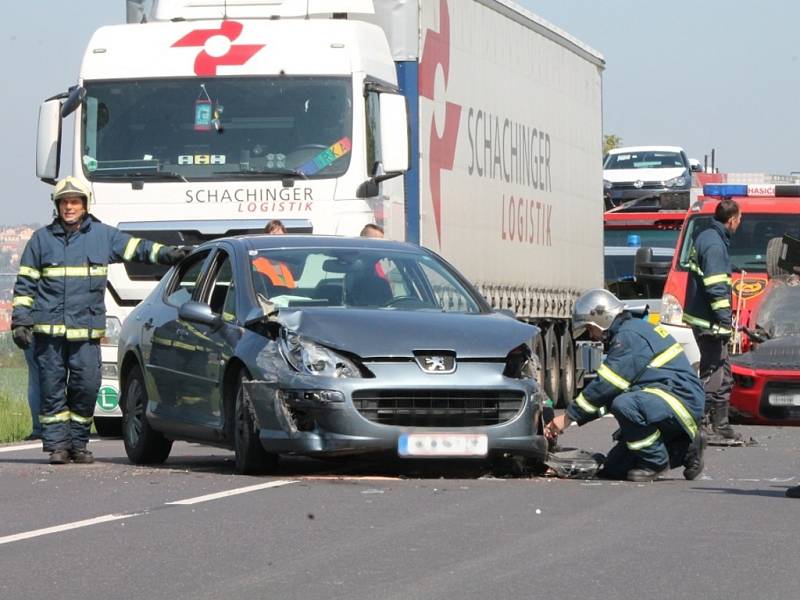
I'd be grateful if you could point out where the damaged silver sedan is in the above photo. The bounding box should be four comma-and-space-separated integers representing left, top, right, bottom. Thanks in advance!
118, 235, 547, 474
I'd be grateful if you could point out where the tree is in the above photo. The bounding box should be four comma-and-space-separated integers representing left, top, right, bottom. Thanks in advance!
603, 134, 622, 155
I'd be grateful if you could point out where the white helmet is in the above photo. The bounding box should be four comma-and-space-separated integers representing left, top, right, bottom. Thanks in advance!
52, 176, 92, 209
572, 288, 625, 337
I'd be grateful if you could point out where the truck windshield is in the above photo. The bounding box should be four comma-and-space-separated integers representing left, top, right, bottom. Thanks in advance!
678, 213, 800, 272
81, 77, 352, 181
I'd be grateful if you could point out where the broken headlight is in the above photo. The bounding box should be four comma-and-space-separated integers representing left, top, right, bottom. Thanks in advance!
504, 343, 536, 379
279, 330, 362, 378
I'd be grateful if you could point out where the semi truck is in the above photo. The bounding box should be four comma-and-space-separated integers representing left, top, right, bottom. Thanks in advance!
35, 0, 605, 430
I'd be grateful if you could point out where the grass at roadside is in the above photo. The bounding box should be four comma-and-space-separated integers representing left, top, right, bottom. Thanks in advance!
0, 367, 31, 443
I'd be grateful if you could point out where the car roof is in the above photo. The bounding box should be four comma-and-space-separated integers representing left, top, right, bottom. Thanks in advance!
607, 145, 685, 154
208, 234, 425, 254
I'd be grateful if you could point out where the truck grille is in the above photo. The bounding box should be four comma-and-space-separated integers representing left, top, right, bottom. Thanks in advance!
352, 389, 525, 427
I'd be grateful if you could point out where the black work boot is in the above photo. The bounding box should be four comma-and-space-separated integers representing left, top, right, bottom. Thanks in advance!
710, 403, 743, 442
683, 431, 706, 480
49, 449, 71, 465
627, 463, 669, 482
70, 449, 94, 464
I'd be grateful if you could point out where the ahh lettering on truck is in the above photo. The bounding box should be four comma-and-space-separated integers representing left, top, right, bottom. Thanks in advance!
420, 0, 553, 248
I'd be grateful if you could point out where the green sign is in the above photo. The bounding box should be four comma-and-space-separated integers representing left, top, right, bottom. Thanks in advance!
96, 386, 119, 412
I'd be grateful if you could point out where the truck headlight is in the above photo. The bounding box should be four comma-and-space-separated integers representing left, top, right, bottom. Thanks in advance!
101, 316, 122, 346
279, 330, 362, 378
664, 172, 688, 188
659, 293, 685, 326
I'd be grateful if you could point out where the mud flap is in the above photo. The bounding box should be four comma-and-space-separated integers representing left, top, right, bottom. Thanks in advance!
543, 448, 606, 479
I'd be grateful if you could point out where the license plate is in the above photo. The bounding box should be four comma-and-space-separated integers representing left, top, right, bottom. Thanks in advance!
398, 433, 488, 457
768, 393, 800, 407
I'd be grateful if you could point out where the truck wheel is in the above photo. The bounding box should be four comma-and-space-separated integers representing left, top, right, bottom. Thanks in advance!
94, 416, 122, 438
558, 333, 576, 408
233, 370, 278, 475
766, 236, 789, 278
544, 327, 560, 407
122, 365, 172, 464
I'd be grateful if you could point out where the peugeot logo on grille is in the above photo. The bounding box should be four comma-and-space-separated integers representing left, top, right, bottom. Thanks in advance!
633, 180, 645, 189
414, 351, 456, 374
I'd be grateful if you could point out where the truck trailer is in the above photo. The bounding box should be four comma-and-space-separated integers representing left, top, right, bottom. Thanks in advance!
35, 0, 605, 428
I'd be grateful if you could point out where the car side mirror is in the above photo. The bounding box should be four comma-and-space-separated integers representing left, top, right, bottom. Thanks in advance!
688, 158, 703, 173
178, 301, 221, 327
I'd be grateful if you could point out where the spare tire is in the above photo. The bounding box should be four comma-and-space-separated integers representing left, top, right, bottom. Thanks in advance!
766, 236, 789, 278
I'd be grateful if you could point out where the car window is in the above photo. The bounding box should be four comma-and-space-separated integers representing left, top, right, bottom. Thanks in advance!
164, 251, 210, 307
197, 251, 235, 319
604, 151, 685, 170
249, 247, 484, 313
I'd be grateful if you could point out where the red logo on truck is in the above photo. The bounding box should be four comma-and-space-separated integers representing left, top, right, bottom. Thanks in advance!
172, 21, 264, 76
419, 0, 462, 243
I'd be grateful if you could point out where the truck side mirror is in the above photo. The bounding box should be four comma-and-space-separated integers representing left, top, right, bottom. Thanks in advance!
36, 99, 62, 183
378, 93, 409, 174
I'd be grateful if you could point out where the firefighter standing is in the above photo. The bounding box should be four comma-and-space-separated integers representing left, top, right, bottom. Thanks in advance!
545, 289, 706, 482
681, 198, 743, 443
10, 176, 187, 464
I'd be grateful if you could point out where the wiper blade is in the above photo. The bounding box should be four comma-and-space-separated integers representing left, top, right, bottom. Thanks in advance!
92, 170, 188, 182
214, 167, 308, 180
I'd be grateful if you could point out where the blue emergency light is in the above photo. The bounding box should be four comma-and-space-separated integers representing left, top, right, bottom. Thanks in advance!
627, 234, 641, 247
703, 183, 800, 197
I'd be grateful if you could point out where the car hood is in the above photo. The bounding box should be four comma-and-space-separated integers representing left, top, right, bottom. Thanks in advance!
731, 335, 800, 371
604, 167, 685, 183
275, 308, 537, 359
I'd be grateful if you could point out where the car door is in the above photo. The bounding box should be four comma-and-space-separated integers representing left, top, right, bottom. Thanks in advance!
146, 249, 212, 421
178, 246, 242, 431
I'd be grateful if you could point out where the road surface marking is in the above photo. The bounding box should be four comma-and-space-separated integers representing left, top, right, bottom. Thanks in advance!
165, 480, 297, 505
0, 442, 41, 453
0, 513, 141, 546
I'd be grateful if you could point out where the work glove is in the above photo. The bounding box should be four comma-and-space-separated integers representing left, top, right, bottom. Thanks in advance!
159, 246, 190, 265
12, 326, 33, 350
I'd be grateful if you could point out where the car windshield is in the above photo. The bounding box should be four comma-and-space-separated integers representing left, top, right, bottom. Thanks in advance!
250, 247, 485, 313
81, 76, 352, 181
678, 213, 800, 272
604, 151, 685, 170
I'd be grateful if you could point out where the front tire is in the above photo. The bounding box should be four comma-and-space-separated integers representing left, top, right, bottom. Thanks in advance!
544, 327, 561, 407
122, 365, 172, 464
233, 370, 278, 475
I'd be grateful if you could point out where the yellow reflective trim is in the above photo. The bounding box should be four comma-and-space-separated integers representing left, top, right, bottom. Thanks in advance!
597, 363, 630, 390
89, 266, 108, 277
703, 273, 729, 286
18, 265, 41, 280
124, 237, 142, 260
149, 243, 164, 264
627, 429, 662, 451
575, 392, 601, 414
222, 311, 236, 323
152, 336, 173, 347
682, 313, 711, 329
653, 325, 670, 338
42, 265, 108, 278
173, 341, 196, 351
648, 343, 683, 368
710, 298, 731, 310
32, 324, 104, 339
40, 410, 70, 424
12, 296, 34, 307
69, 413, 94, 425
642, 387, 698, 439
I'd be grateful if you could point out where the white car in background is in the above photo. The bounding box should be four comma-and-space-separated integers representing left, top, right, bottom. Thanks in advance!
603, 145, 700, 210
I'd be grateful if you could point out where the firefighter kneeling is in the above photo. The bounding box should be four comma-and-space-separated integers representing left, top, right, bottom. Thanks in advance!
545, 289, 706, 482
10, 176, 188, 465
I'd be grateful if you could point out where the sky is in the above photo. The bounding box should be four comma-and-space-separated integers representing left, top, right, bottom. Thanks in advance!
3, 1, 800, 225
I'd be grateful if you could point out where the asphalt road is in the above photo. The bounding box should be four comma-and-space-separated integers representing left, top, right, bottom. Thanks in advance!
1, 418, 798, 600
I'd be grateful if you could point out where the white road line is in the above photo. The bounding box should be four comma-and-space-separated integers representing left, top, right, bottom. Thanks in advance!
165, 480, 297, 505
0, 513, 141, 546
0, 442, 41, 453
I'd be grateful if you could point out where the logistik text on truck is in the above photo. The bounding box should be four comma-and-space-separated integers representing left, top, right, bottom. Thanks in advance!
35, 0, 605, 430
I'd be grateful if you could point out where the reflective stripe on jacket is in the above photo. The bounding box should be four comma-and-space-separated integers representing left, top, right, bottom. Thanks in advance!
567, 313, 705, 438
681, 219, 733, 334
11, 215, 167, 335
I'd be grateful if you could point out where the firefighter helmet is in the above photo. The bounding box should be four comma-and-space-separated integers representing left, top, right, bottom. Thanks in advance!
52, 176, 92, 208
572, 288, 625, 337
